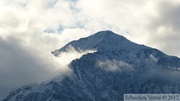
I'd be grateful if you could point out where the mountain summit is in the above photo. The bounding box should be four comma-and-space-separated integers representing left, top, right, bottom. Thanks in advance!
53, 30, 148, 56
4, 31, 180, 101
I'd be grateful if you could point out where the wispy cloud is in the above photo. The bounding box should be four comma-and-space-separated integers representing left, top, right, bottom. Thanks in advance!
54, 45, 96, 73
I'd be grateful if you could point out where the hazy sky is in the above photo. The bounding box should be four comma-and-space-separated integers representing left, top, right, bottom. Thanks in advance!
0, 0, 180, 99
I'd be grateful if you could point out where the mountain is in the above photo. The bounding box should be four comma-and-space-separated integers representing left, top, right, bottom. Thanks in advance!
3, 30, 180, 101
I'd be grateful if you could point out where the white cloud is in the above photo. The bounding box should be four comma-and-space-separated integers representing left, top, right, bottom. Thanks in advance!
75, 0, 180, 56
76, 0, 158, 43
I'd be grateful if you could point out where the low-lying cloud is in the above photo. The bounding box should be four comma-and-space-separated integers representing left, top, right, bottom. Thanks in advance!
96, 60, 133, 72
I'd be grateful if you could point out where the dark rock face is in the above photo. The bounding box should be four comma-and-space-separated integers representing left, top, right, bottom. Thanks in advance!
4, 31, 180, 101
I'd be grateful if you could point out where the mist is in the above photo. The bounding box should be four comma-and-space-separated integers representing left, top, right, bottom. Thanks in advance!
96, 60, 133, 72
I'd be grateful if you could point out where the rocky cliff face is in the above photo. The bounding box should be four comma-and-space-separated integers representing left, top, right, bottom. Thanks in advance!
4, 31, 180, 101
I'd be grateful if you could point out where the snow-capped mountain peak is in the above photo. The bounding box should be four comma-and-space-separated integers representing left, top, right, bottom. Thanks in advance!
53, 30, 149, 56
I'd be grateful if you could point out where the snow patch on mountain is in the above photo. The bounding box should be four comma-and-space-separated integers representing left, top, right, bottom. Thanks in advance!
149, 54, 158, 62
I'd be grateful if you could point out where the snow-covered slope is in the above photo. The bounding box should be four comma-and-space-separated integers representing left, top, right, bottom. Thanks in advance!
3, 31, 180, 101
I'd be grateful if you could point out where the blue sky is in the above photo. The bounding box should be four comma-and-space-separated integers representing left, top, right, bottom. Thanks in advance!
0, 0, 180, 99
